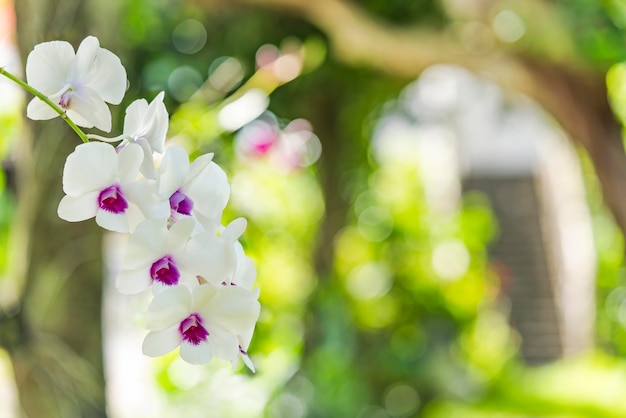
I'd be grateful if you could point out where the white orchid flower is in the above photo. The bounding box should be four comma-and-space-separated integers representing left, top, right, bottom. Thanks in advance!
157, 146, 230, 228
116, 217, 199, 294
185, 218, 247, 287
26, 36, 127, 132
57, 142, 169, 233
90, 92, 168, 178
142, 284, 261, 365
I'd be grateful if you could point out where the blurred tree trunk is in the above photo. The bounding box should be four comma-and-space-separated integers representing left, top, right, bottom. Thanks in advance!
0, 1, 121, 416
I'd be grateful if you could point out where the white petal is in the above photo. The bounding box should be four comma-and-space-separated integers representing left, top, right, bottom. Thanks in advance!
165, 217, 195, 254
189, 283, 219, 308
57, 192, 99, 222
26, 40, 74, 94
241, 351, 256, 373
66, 86, 112, 131
96, 210, 129, 233
222, 218, 247, 242
177, 271, 201, 291
62, 142, 117, 195
185, 162, 230, 220
207, 327, 239, 365
123, 219, 167, 269
72, 36, 100, 81
123, 98, 149, 136
26, 97, 59, 121
151, 280, 179, 295
157, 146, 189, 198
145, 286, 191, 330
233, 242, 256, 289
187, 152, 214, 182
135, 139, 157, 179
123, 92, 167, 155
180, 340, 213, 365
88, 44, 127, 104
116, 269, 152, 294
117, 143, 143, 184
142, 326, 181, 357
199, 285, 260, 334
145, 92, 168, 153
194, 213, 222, 234
238, 326, 255, 352
185, 232, 236, 285
123, 180, 170, 220
125, 203, 149, 233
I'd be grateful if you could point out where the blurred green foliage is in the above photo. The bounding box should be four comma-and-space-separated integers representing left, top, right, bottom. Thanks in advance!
0, 110, 19, 292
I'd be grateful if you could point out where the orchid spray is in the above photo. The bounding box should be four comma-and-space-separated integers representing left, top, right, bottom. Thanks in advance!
0, 36, 261, 369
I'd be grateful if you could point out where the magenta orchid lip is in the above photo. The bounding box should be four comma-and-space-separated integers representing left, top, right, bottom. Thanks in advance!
150, 255, 180, 286
98, 184, 128, 214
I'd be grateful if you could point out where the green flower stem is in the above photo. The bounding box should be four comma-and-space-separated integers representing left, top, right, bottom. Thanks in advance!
0, 67, 89, 143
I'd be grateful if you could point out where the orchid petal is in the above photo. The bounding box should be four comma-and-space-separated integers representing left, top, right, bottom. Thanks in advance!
123, 180, 170, 220
233, 241, 256, 289
222, 218, 247, 242
240, 350, 256, 373
125, 203, 150, 234
62, 142, 117, 195
146, 92, 168, 153
199, 286, 260, 334
185, 162, 230, 219
135, 139, 157, 179
89, 46, 127, 104
180, 340, 213, 365
72, 36, 100, 82
117, 143, 143, 184
152, 282, 175, 296
57, 192, 99, 222
145, 286, 191, 330
123, 92, 167, 155
189, 284, 219, 309
26, 40, 74, 94
66, 86, 112, 131
185, 232, 236, 285
26, 98, 59, 121
165, 217, 195, 253
157, 146, 189, 198
194, 213, 222, 235
96, 210, 129, 233
123, 219, 168, 269
142, 327, 181, 357
123, 98, 148, 136
177, 271, 200, 291
186, 152, 214, 182
207, 327, 239, 365
238, 327, 255, 352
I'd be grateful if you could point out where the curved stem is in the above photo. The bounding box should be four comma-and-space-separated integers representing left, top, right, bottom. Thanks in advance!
0, 67, 89, 143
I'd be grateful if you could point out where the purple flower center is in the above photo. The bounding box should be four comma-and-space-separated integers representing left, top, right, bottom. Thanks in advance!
58, 90, 73, 110
149, 255, 180, 286
98, 185, 128, 214
169, 189, 193, 216
179, 313, 209, 345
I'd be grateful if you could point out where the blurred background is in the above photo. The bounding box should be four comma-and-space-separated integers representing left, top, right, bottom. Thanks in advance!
2, 0, 626, 417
